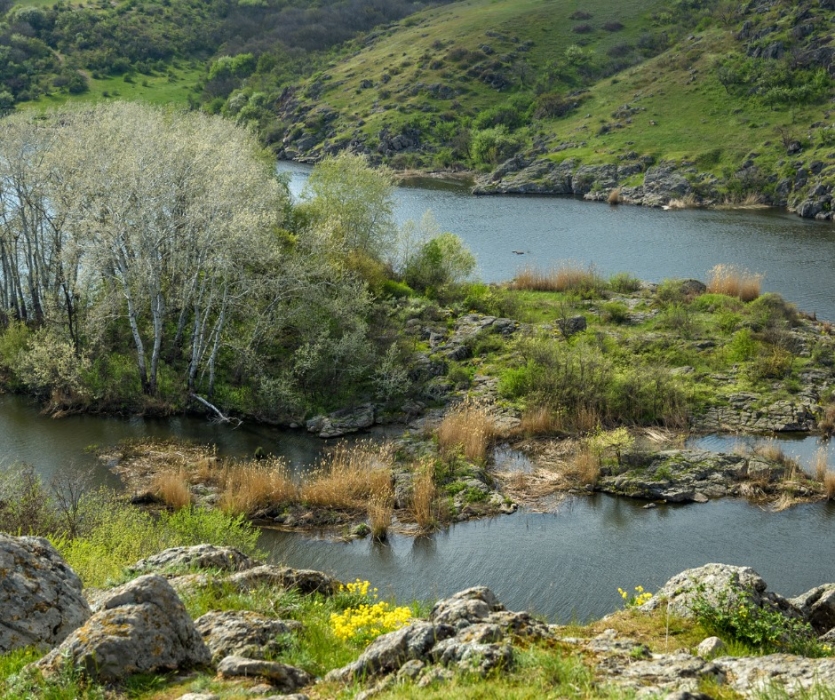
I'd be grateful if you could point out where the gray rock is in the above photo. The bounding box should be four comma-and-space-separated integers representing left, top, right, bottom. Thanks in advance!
228, 565, 341, 596
0, 534, 91, 653
557, 315, 587, 337
430, 586, 504, 629
177, 694, 219, 700
396, 658, 425, 680
325, 621, 455, 682
641, 563, 800, 621
790, 584, 835, 634
417, 665, 455, 687
717, 654, 835, 696
485, 610, 550, 640
306, 404, 375, 438
36, 574, 210, 682
430, 639, 513, 675
616, 652, 720, 690
216, 655, 312, 692
696, 636, 726, 658
642, 163, 692, 207
129, 545, 257, 576
195, 610, 302, 663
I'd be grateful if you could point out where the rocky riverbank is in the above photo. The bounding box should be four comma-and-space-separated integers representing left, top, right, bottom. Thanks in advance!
4, 535, 835, 699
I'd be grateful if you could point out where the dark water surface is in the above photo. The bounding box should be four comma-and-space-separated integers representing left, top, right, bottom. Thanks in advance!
3, 168, 835, 620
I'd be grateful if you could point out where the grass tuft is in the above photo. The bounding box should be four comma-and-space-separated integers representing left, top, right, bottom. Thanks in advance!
437, 401, 497, 462
411, 460, 437, 530
511, 263, 603, 294
707, 264, 763, 302
218, 459, 296, 516
152, 468, 192, 510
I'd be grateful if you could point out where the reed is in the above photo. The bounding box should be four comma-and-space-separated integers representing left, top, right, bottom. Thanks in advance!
813, 447, 829, 483
825, 471, 835, 500
707, 264, 762, 302
519, 405, 562, 436
571, 447, 600, 485
218, 459, 296, 516
753, 439, 786, 464
437, 402, 496, 462
300, 441, 393, 510
511, 263, 602, 293
819, 403, 835, 437
367, 493, 394, 541
152, 468, 192, 510
607, 188, 621, 205
411, 460, 436, 530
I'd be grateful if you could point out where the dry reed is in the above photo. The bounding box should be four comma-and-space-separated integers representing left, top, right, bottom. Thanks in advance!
300, 441, 394, 510
571, 447, 601, 485
607, 188, 621, 205
753, 439, 786, 463
666, 194, 699, 209
511, 263, 602, 293
367, 493, 394, 540
707, 264, 763, 302
152, 469, 192, 509
813, 447, 829, 483
218, 458, 296, 516
819, 403, 835, 437
437, 402, 497, 462
411, 461, 436, 530
519, 406, 562, 436
825, 471, 835, 500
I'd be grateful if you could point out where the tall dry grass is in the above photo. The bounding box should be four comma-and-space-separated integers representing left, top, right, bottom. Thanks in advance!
411, 460, 437, 530
300, 441, 394, 510
519, 406, 562, 436
607, 188, 621, 205
813, 447, 829, 483
819, 403, 835, 437
753, 439, 786, 463
824, 471, 835, 500
367, 493, 394, 540
218, 459, 296, 516
570, 447, 600, 485
152, 469, 192, 509
511, 263, 602, 293
437, 402, 497, 462
666, 194, 700, 209
707, 264, 763, 302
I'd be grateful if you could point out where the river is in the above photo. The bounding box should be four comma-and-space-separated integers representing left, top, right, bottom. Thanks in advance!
3, 168, 835, 621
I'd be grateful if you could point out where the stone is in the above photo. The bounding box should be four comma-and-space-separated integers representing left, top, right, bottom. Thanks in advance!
0, 534, 91, 653
129, 545, 257, 576
640, 563, 801, 621
194, 610, 302, 663
717, 655, 835, 696
790, 584, 835, 634
306, 404, 375, 438
228, 565, 341, 596
557, 315, 587, 337
216, 656, 312, 692
35, 574, 210, 682
430, 586, 505, 629
396, 659, 425, 681
417, 666, 455, 687
430, 639, 513, 675
325, 621, 455, 682
696, 636, 726, 658
485, 610, 551, 640
177, 694, 219, 700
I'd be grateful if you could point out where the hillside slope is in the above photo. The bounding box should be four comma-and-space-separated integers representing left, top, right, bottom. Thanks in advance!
263, 0, 835, 218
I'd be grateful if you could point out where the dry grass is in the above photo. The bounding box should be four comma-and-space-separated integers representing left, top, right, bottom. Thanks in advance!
752, 439, 786, 463
511, 262, 602, 293
519, 405, 563, 436
707, 264, 763, 302
367, 493, 394, 540
152, 468, 192, 509
819, 403, 835, 437
570, 447, 601, 485
218, 459, 296, 516
411, 460, 436, 530
300, 441, 393, 510
437, 401, 497, 462
573, 405, 601, 434
607, 188, 621, 205
824, 471, 835, 500
813, 447, 829, 483
666, 193, 700, 209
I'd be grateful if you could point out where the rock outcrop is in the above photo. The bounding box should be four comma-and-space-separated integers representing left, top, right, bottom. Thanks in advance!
216, 655, 312, 692
0, 534, 91, 653
195, 611, 302, 663
36, 574, 211, 682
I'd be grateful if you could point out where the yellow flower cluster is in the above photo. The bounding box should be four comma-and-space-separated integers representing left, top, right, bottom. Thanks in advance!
618, 585, 653, 607
330, 601, 413, 644
344, 579, 376, 598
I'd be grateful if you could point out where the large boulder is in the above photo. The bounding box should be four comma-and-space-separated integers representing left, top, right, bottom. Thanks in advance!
430, 586, 504, 629
195, 610, 301, 663
128, 545, 258, 575
0, 535, 91, 653
790, 584, 835, 635
36, 574, 210, 682
641, 563, 801, 620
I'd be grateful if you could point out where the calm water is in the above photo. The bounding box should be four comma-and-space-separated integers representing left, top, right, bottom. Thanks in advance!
4, 169, 835, 620
279, 161, 835, 321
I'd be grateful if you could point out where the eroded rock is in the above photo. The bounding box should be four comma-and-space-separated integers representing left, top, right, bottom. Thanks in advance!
195, 610, 302, 663
216, 655, 312, 692
129, 545, 257, 576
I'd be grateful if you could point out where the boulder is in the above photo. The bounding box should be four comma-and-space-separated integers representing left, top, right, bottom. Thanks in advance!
325, 621, 456, 682
195, 610, 302, 663
217, 655, 312, 692
306, 404, 375, 438
430, 586, 505, 629
128, 545, 257, 576
790, 584, 835, 634
640, 563, 801, 620
36, 574, 210, 682
0, 534, 91, 653
429, 638, 513, 675
717, 655, 835, 696
227, 565, 341, 596
696, 636, 726, 658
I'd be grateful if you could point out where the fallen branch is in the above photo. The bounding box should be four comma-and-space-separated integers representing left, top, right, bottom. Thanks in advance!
190, 393, 242, 427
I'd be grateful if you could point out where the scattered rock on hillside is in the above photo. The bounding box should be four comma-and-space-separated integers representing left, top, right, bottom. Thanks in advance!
129, 545, 258, 576
640, 563, 801, 620
790, 584, 835, 635
0, 534, 91, 653
36, 574, 210, 682
217, 655, 312, 691
195, 611, 302, 663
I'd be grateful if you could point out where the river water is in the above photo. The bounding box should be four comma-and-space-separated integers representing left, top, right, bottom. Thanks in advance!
3, 167, 835, 620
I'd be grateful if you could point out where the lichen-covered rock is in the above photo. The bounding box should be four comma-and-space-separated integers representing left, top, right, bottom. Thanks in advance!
790, 584, 835, 634
717, 655, 835, 696
429, 639, 513, 675
640, 563, 800, 620
0, 534, 91, 652
325, 621, 456, 682
430, 587, 504, 629
129, 545, 258, 575
216, 655, 312, 691
35, 574, 210, 682
306, 404, 375, 438
228, 565, 341, 595
194, 611, 302, 663
696, 636, 726, 658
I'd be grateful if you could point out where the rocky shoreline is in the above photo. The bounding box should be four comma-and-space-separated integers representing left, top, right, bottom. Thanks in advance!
5, 536, 835, 699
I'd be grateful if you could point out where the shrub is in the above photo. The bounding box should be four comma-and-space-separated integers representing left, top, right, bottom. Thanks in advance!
601, 301, 630, 324
470, 126, 524, 167
608, 272, 642, 293
402, 232, 476, 292
572, 24, 593, 34
725, 329, 758, 362
603, 21, 625, 31
570, 10, 592, 20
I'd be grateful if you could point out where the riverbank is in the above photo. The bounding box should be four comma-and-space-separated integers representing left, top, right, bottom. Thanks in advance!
5, 535, 835, 700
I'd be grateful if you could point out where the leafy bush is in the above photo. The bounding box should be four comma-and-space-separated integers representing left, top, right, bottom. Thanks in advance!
402, 232, 476, 292
470, 126, 524, 167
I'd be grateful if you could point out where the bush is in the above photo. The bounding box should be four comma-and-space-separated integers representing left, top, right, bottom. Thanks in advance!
470, 126, 524, 167
402, 232, 476, 293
